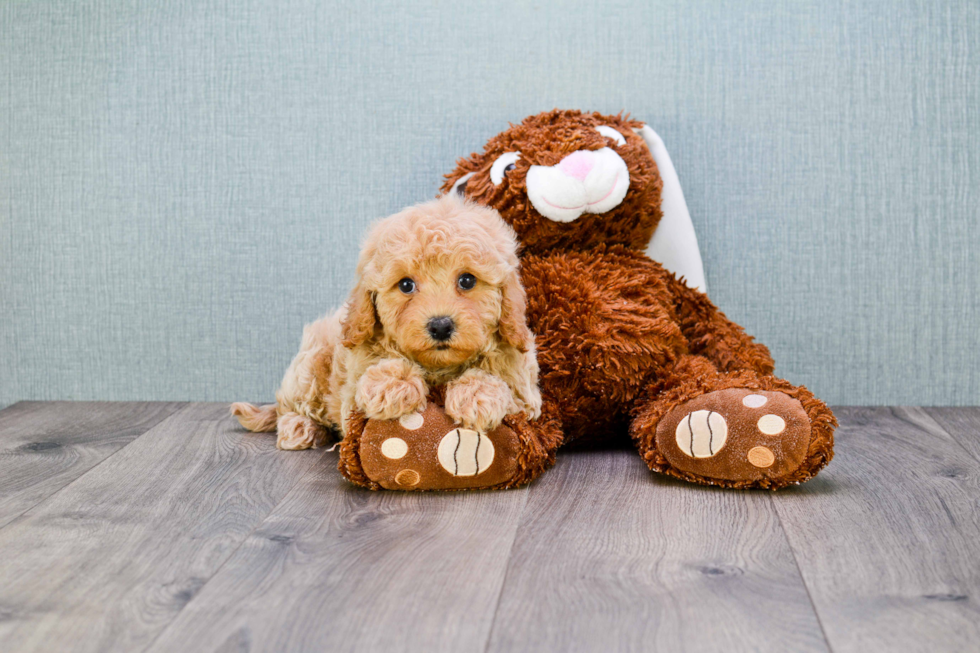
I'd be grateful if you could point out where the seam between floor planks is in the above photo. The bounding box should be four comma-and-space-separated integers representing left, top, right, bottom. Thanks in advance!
4, 404, 979, 652
479, 478, 535, 653
142, 452, 533, 653
133, 404, 335, 652
483, 447, 829, 653
0, 402, 332, 653
0, 403, 189, 532
0, 401, 187, 532
137, 445, 340, 653
771, 406, 980, 652
919, 407, 980, 467
769, 494, 834, 652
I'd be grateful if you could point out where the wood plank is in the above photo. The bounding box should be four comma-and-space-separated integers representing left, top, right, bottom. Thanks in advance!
0, 403, 328, 653
773, 407, 980, 652
923, 407, 980, 464
0, 401, 183, 529
486, 448, 828, 653
144, 462, 529, 653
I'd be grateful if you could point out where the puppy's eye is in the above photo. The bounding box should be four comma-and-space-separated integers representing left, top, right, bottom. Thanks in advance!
457, 273, 477, 291
397, 278, 416, 294
596, 126, 626, 147
490, 152, 520, 186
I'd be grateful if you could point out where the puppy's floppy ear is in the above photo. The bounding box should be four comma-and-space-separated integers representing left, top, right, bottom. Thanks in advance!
341, 281, 378, 348
498, 268, 532, 353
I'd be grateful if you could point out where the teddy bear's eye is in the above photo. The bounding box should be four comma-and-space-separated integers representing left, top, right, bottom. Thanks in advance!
596, 126, 626, 147
397, 278, 416, 294
490, 152, 521, 186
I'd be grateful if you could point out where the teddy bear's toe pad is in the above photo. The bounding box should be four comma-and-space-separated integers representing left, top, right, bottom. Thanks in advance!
359, 403, 519, 490
656, 389, 811, 482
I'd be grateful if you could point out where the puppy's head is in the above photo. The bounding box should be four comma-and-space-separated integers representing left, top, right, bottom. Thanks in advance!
342, 194, 531, 369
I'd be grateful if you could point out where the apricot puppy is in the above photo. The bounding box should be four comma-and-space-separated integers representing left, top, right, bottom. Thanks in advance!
232, 194, 542, 450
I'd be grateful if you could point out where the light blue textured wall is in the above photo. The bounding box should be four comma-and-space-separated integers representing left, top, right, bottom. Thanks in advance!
2, 0, 978, 407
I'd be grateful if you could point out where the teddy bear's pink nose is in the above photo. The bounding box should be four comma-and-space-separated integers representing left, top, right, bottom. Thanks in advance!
557, 150, 595, 181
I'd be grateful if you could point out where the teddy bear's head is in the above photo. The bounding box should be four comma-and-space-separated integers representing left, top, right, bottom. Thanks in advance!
441, 110, 664, 255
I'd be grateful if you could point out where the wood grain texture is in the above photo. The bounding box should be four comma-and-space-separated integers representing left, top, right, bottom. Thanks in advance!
486, 448, 828, 653
923, 407, 980, 464
773, 407, 980, 652
0, 403, 327, 653
144, 464, 529, 653
3, 404, 980, 652
0, 401, 183, 529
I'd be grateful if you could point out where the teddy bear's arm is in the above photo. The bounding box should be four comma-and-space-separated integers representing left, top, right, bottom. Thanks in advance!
665, 273, 775, 375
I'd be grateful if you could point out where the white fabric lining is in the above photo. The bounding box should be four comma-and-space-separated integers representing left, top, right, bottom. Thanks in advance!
635, 125, 707, 294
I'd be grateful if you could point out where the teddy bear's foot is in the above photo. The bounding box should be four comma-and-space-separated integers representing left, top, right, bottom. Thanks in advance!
654, 388, 812, 483
633, 381, 836, 490
338, 398, 565, 491
357, 402, 520, 490
335, 404, 521, 490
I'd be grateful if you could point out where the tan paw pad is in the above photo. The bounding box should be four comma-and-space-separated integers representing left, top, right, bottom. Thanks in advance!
675, 410, 728, 458
747, 446, 775, 468
399, 412, 424, 430
394, 469, 421, 487
438, 429, 495, 476
742, 394, 768, 408
757, 414, 786, 435
380, 437, 408, 459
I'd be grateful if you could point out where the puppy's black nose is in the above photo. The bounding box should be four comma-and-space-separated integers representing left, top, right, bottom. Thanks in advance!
427, 316, 455, 342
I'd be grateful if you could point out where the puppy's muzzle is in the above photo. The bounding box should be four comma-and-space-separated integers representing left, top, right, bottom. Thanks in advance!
427, 316, 455, 342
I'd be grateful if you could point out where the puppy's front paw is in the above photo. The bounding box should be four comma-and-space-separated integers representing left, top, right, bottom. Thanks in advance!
445, 370, 513, 433
356, 359, 428, 421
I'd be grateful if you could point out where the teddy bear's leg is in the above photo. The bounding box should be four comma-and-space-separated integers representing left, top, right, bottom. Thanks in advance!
337, 396, 564, 491
630, 355, 836, 489
665, 274, 777, 376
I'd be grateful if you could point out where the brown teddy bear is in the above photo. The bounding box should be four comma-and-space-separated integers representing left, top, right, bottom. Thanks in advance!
339, 109, 836, 491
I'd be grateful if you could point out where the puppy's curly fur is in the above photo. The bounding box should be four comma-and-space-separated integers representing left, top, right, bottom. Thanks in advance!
232, 194, 542, 450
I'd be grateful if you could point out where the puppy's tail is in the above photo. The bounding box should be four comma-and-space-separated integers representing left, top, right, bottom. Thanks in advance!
230, 402, 278, 432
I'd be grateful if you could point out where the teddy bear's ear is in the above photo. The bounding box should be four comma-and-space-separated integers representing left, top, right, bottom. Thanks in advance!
633, 124, 708, 294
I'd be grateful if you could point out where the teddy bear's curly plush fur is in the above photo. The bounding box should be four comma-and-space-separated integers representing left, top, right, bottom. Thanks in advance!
341, 109, 836, 491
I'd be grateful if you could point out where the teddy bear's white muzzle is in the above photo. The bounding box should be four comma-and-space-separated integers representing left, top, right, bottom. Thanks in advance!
525, 147, 630, 223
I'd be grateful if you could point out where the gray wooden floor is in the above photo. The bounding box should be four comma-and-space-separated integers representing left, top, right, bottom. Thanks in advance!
0, 403, 977, 652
